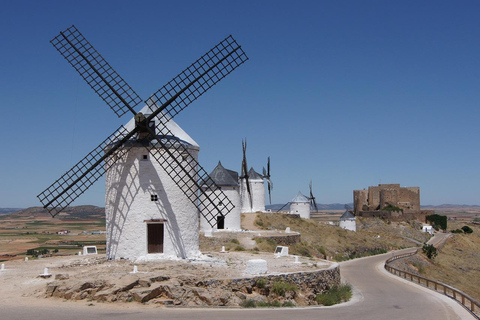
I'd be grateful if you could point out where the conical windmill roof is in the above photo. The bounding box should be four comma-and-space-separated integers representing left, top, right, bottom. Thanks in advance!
291, 192, 309, 203
340, 210, 355, 220
247, 167, 263, 180
118, 105, 199, 149
205, 162, 239, 187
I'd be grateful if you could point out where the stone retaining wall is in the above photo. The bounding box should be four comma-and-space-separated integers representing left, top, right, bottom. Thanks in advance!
260, 233, 301, 245
45, 264, 340, 307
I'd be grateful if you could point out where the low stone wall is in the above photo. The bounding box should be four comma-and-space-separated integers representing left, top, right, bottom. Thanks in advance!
44, 264, 340, 307
260, 233, 301, 246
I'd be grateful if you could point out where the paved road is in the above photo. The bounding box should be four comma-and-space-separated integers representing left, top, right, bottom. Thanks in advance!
427, 232, 452, 247
2, 249, 472, 320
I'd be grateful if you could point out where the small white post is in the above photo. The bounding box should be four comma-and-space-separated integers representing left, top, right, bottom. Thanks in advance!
78, 251, 82, 256
221, 246, 226, 253
294, 256, 300, 264
285, 227, 291, 233
1, 264, 4, 271
43, 267, 49, 275
133, 266, 138, 273
25, 257, 28, 262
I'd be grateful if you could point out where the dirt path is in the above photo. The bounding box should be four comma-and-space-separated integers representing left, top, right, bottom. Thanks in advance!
241, 213, 260, 230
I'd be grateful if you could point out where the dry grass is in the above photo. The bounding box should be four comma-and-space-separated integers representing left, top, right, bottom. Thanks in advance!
253, 213, 429, 261
419, 222, 480, 301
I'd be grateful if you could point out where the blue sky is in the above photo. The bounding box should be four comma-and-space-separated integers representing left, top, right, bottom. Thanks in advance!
1, 0, 479, 208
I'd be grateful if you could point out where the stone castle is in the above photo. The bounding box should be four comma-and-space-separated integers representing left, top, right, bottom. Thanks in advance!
353, 184, 432, 221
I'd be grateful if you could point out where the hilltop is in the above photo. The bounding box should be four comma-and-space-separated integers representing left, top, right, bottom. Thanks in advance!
0, 206, 105, 220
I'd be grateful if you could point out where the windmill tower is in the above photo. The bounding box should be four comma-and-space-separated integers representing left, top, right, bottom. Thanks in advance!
289, 192, 310, 219
339, 205, 356, 232
37, 26, 248, 260
200, 162, 241, 231
239, 140, 272, 213
277, 181, 318, 219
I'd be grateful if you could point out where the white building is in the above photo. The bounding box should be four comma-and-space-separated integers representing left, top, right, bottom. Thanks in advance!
422, 225, 434, 235
289, 192, 311, 219
105, 105, 200, 260
200, 162, 241, 231
339, 210, 356, 232
240, 168, 265, 213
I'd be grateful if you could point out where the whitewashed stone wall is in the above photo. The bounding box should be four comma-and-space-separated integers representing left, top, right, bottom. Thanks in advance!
339, 218, 356, 232
240, 178, 265, 213
105, 145, 200, 260
290, 202, 310, 219
200, 185, 241, 231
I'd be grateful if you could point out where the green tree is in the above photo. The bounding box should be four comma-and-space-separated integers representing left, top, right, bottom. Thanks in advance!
461, 226, 473, 234
422, 244, 438, 260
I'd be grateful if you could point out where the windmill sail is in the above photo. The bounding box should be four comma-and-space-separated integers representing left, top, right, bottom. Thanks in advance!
38, 25, 248, 226
50, 25, 142, 117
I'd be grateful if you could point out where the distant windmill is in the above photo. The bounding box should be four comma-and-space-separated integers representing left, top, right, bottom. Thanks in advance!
37, 25, 248, 260
200, 162, 241, 231
309, 181, 319, 212
239, 139, 268, 213
262, 157, 273, 204
340, 204, 356, 232
276, 181, 318, 219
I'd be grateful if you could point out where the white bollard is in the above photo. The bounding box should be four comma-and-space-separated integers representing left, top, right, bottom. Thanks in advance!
25, 257, 28, 262
294, 256, 301, 264
78, 251, 82, 256
133, 266, 138, 273
1, 264, 4, 271
221, 246, 226, 253
43, 267, 49, 275
285, 227, 291, 233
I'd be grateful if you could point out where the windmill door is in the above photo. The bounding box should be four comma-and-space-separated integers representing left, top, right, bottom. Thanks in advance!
217, 215, 225, 230
147, 223, 164, 253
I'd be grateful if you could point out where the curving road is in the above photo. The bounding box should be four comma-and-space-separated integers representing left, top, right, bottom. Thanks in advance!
2, 249, 473, 320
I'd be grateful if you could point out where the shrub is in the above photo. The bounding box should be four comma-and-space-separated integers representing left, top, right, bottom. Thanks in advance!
257, 300, 281, 307
451, 229, 464, 234
461, 226, 473, 234
422, 244, 438, 260
234, 245, 246, 251
426, 214, 447, 230
230, 239, 240, 244
316, 283, 352, 306
241, 299, 256, 308
256, 277, 267, 288
271, 281, 297, 297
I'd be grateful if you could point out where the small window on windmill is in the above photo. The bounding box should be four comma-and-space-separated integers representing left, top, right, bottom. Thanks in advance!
142, 154, 149, 161
181, 153, 189, 162
218, 201, 223, 207
151, 195, 158, 202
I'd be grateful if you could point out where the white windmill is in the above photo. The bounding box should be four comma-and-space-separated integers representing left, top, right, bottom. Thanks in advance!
339, 205, 356, 232
239, 140, 272, 213
289, 192, 311, 219
277, 181, 318, 219
200, 162, 241, 231
37, 26, 248, 260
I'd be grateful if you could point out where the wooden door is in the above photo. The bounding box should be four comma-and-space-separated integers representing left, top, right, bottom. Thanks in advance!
217, 215, 225, 230
147, 223, 164, 253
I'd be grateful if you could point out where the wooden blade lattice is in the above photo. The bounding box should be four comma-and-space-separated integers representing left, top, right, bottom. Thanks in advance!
51, 25, 142, 117
146, 35, 248, 123
37, 126, 133, 217
148, 122, 235, 227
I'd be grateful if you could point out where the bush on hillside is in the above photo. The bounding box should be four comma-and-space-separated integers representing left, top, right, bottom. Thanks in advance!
426, 214, 447, 230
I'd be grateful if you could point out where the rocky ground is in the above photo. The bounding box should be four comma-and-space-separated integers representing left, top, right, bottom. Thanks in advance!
0, 250, 337, 308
